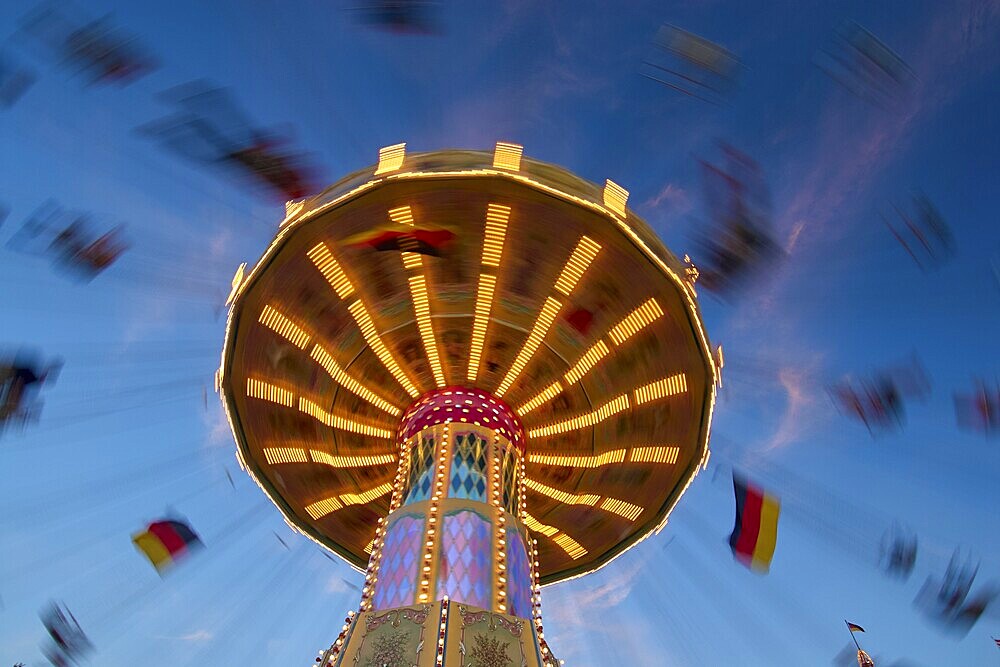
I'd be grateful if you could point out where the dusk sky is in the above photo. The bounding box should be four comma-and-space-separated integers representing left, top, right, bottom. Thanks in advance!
2, 1, 999, 665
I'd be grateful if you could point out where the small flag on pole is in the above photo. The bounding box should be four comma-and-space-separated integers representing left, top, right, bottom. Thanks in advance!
847, 622, 865, 633
132, 519, 203, 574
729, 473, 780, 573
993, 636, 1000, 648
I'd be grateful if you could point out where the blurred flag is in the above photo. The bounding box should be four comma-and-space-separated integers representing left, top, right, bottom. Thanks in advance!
846, 622, 865, 633
18, 5, 157, 86
815, 21, 914, 108
346, 225, 455, 256
954, 381, 999, 436
140, 82, 319, 201
132, 519, 203, 574
0, 53, 36, 108
994, 637, 1000, 648
641, 24, 739, 105
729, 473, 780, 573
40, 601, 93, 665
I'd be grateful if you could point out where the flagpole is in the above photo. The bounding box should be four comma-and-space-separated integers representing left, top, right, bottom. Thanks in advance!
845, 620, 862, 653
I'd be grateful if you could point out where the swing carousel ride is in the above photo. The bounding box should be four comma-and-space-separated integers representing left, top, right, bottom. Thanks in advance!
218, 142, 720, 665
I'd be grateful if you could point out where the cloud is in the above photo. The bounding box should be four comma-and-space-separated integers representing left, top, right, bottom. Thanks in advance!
545, 551, 649, 630
759, 366, 824, 452
643, 183, 692, 214
201, 397, 232, 449
326, 574, 361, 596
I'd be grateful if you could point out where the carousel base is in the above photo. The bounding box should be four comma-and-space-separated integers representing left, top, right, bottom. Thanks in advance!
325, 599, 559, 667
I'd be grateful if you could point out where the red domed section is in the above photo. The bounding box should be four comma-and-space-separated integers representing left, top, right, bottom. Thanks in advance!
398, 386, 525, 452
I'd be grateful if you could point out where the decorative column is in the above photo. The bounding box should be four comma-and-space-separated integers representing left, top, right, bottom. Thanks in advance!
322, 387, 559, 667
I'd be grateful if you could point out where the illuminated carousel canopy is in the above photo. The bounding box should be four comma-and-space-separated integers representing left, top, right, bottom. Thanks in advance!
220, 143, 718, 585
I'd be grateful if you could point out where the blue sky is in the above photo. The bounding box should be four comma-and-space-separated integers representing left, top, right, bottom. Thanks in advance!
2, 1, 999, 664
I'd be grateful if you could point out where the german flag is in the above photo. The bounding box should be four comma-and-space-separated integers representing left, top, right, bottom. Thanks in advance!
846, 622, 865, 633
132, 519, 203, 574
729, 473, 780, 573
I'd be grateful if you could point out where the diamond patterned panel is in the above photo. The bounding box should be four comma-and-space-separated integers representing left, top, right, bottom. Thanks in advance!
506, 528, 532, 618
372, 514, 424, 610
501, 446, 519, 515
449, 433, 487, 502
403, 436, 435, 506
436, 510, 492, 608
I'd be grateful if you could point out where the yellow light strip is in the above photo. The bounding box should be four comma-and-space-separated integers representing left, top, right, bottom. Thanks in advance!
340, 482, 393, 506
528, 449, 626, 468
523, 514, 558, 538
553, 236, 602, 296
364, 538, 375, 555
309, 344, 402, 416
599, 498, 644, 521
310, 451, 397, 468
628, 446, 680, 464
263, 447, 309, 464
608, 298, 663, 346
517, 298, 665, 415
401, 250, 422, 270
517, 381, 562, 416
389, 205, 423, 269
527, 393, 630, 438
482, 204, 510, 267
634, 373, 688, 405
524, 478, 599, 506
304, 481, 394, 520
563, 340, 610, 385
347, 300, 419, 397
388, 205, 414, 226
407, 274, 446, 387
552, 533, 588, 560
524, 514, 581, 560
467, 273, 497, 382
495, 296, 562, 397
246, 378, 295, 407
374, 143, 406, 175
527, 478, 645, 522
493, 142, 523, 171
603, 179, 629, 217
258, 305, 311, 349
308, 242, 355, 299
389, 206, 423, 269
305, 497, 343, 519
299, 398, 394, 439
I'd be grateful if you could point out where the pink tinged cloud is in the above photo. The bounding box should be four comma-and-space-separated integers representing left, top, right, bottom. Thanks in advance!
644, 183, 692, 213
759, 366, 828, 452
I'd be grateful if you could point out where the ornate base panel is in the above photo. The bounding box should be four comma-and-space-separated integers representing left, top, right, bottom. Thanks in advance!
331, 601, 549, 667
337, 604, 434, 667
451, 605, 542, 667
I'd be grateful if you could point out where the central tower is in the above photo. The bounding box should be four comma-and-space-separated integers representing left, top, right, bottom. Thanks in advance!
327, 386, 547, 665
371, 387, 528, 615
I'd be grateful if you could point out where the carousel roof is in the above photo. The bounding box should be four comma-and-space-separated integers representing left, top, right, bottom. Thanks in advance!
219, 144, 718, 584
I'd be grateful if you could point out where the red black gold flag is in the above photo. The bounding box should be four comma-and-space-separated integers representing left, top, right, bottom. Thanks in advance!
847, 622, 865, 633
132, 519, 203, 574
729, 473, 780, 573
347, 226, 455, 256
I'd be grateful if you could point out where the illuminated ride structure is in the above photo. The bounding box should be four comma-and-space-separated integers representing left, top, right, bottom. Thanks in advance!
219, 143, 719, 666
